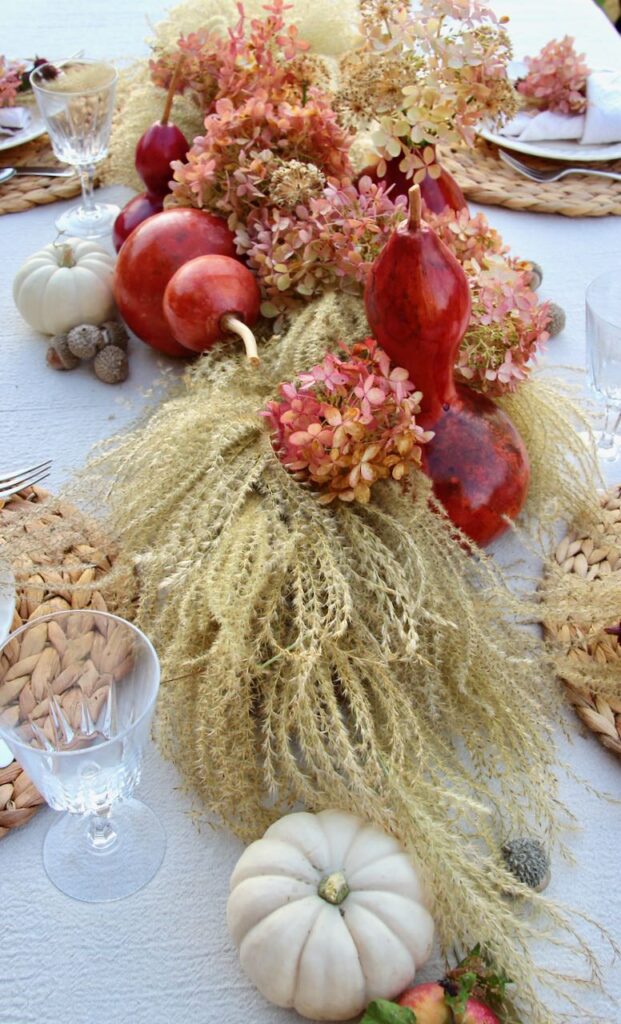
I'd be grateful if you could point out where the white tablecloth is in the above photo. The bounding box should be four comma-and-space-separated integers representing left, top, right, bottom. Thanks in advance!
1, 3, 620, 1023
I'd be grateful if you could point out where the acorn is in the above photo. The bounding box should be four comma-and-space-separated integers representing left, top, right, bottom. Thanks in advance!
67, 323, 103, 360
94, 345, 129, 384
546, 302, 566, 338
100, 320, 129, 352
46, 334, 79, 370
502, 837, 550, 892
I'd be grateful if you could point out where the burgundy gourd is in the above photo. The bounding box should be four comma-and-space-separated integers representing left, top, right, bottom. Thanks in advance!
365, 185, 529, 546
112, 191, 163, 253
134, 57, 189, 197
163, 255, 261, 363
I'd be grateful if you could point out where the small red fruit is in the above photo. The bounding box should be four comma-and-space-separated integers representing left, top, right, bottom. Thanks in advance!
112, 191, 163, 253
113, 207, 236, 357
399, 982, 499, 1024
163, 255, 261, 363
359, 149, 468, 215
134, 56, 189, 197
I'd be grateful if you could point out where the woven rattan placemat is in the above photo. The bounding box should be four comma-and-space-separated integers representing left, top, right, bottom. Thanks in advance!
545, 485, 621, 759
0, 134, 83, 216
439, 140, 621, 218
0, 485, 116, 838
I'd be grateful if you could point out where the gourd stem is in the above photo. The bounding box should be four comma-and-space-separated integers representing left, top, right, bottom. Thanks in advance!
318, 871, 350, 906
55, 243, 75, 268
408, 184, 421, 231
221, 314, 260, 366
161, 55, 184, 125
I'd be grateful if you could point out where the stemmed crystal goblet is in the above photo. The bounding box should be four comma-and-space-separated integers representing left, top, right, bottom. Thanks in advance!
30, 58, 120, 239
0, 610, 165, 902
586, 268, 621, 463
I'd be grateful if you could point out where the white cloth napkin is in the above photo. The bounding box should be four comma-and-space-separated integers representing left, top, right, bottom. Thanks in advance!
500, 68, 621, 145
0, 106, 31, 136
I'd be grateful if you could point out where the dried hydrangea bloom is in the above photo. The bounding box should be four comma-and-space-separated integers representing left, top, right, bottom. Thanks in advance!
0, 56, 25, 108
516, 35, 590, 115
262, 338, 433, 503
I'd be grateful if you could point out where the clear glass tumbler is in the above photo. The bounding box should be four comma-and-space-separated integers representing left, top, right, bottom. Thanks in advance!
30, 59, 120, 239
0, 610, 165, 902
586, 268, 621, 462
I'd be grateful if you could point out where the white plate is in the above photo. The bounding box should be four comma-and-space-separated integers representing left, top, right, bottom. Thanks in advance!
478, 125, 621, 164
478, 58, 621, 164
0, 109, 46, 153
0, 561, 15, 644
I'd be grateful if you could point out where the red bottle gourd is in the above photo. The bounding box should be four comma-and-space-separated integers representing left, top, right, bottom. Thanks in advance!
135, 56, 189, 198
359, 146, 468, 215
365, 185, 529, 546
163, 255, 261, 363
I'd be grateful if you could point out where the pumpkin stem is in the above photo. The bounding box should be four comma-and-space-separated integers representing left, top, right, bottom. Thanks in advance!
318, 871, 350, 906
161, 55, 184, 126
221, 313, 260, 366
55, 243, 76, 269
407, 185, 421, 231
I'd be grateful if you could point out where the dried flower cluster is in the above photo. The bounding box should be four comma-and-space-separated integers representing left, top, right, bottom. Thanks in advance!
0, 56, 25, 108
426, 207, 551, 393
263, 338, 433, 503
337, 0, 517, 174
236, 176, 407, 317
516, 36, 590, 115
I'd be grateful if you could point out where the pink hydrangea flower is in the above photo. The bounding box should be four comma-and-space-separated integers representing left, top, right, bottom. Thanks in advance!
262, 339, 433, 504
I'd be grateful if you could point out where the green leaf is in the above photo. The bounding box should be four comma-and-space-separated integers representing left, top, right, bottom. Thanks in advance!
443, 972, 477, 1019
360, 999, 417, 1024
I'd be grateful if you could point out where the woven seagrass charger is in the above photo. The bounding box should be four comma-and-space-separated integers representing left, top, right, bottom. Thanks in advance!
544, 484, 621, 758
439, 140, 621, 218
0, 486, 116, 839
0, 135, 83, 216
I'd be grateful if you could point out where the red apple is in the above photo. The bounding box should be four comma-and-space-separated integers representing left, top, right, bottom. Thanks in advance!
399, 982, 499, 1024
113, 208, 236, 358
163, 255, 261, 363
113, 191, 163, 253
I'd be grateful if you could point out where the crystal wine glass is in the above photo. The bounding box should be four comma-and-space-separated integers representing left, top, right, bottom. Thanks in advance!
586, 268, 621, 463
0, 610, 165, 902
30, 59, 120, 239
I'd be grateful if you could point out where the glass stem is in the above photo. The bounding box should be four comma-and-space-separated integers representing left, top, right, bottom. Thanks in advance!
77, 164, 96, 215
87, 806, 117, 851
599, 402, 621, 451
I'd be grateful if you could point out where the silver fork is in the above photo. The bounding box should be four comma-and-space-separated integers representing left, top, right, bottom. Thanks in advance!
499, 148, 621, 183
0, 460, 52, 501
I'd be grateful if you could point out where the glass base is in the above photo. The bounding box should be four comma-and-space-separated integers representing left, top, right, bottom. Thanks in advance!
43, 799, 166, 903
55, 200, 120, 239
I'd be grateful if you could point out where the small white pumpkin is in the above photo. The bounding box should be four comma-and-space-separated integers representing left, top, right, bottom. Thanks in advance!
13, 237, 116, 334
227, 809, 435, 1021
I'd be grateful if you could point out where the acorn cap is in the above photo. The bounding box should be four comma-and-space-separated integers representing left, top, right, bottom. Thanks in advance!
94, 345, 129, 384
546, 302, 566, 338
67, 324, 103, 360
100, 320, 129, 351
502, 837, 550, 891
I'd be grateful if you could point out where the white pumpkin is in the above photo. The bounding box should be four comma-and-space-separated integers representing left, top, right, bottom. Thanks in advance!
227, 809, 435, 1021
13, 237, 116, 334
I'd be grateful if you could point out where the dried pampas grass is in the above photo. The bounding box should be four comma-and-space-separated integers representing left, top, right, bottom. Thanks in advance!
38, 289, 610, 1024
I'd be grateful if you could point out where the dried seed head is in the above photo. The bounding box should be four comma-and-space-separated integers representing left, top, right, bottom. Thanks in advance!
46, 334, 80, 370
502, 837, 550, 891
67, 324, 103, 360
94, 345, 129, 384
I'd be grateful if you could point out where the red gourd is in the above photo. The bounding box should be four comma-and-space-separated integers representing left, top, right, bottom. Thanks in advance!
114, 208, 237, 358
365, 185, 529, 546
163, 255, 261, 363
135, 57, 189, 198
359, 146, 468, 215
112, 191, 163, 253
